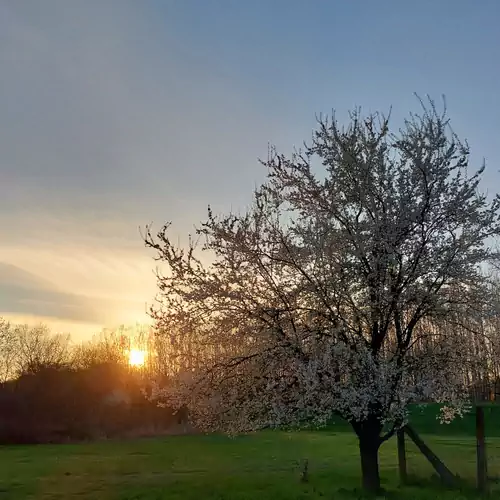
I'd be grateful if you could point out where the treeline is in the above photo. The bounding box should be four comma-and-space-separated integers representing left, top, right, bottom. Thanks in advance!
407, 277, 500, 400
2, 274, 500, 445
0, 319, 187, 444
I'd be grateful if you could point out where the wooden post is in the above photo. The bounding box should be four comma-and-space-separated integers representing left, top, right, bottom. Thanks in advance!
300, 458, 309, 483
404, 425, 457, 487
397, 428, 407, 484
476, 405, 488, 493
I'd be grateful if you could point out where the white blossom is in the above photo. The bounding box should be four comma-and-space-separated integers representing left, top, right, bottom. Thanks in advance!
143, 96, 500, 491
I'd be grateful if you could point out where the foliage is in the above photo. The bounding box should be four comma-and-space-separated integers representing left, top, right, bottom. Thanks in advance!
0, 320, 180, 444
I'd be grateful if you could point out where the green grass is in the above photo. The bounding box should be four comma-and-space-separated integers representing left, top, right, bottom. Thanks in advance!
321, 403, 500, 436
408, 403, 500, 437
1, 429, 499, 499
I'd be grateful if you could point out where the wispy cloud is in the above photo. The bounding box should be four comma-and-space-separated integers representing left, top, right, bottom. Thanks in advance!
0, 262, 147, 326
1, 0, 499, 338
0, 1, 277, 337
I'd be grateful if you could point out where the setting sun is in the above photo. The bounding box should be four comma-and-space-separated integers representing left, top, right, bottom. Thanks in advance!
128, 349, 147, 367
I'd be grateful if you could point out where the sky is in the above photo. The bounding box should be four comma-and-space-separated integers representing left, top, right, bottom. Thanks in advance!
1, 0, 500, 340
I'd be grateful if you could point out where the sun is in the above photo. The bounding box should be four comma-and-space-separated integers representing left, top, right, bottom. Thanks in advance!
128, 349, 147, 367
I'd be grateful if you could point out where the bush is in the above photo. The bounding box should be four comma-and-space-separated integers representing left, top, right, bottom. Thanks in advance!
0, 363, 182, 444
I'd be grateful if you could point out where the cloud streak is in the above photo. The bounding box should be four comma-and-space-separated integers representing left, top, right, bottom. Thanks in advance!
0, 1, 277, 337
1, 0, 499, 338
0, 263, 146, 325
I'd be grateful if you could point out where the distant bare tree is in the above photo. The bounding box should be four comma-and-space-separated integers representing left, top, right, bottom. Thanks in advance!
72, 329, 127, 369
71, 324, 155, 373
0, 318, 18, 382
13, 323, 70, 375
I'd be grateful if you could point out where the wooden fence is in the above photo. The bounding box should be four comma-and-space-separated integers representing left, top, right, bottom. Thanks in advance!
397, 405, 491, 494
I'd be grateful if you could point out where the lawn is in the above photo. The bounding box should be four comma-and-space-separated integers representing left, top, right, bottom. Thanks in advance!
323, 403, 500, 437
1, 428, 499, 499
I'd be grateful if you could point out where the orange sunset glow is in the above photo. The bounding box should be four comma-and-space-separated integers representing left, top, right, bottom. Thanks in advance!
128, 348, 147, 367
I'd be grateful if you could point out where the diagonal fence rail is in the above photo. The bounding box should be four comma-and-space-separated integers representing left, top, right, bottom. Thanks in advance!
397, 404, 499, 494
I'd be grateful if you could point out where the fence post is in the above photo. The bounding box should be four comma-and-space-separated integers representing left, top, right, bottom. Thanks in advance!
397, 428, 407, 484
476, 405, 488, 493
403, 425, 457, 487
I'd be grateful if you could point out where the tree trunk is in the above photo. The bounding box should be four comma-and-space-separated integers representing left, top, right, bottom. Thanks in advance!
353, 416, 383, 494
359, 434, 382, 493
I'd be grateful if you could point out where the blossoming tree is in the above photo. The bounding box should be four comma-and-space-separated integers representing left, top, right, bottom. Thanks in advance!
144, 98, 500, 493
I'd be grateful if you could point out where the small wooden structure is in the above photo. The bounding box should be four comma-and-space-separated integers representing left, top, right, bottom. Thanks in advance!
397, 425, 458, 488
397, 405, 490, 493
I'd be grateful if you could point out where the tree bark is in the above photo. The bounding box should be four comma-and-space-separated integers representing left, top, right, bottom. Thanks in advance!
358, 434, 382, 493
353, 414, 383, 493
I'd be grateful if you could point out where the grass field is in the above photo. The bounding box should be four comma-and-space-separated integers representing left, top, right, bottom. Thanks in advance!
1, 431, 499, 499
1, 405, 499, 499
324, 403, 500, 437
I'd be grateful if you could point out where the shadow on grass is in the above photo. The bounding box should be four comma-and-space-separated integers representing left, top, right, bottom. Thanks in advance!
400, 473, 494, 499
330, 473, 496, 500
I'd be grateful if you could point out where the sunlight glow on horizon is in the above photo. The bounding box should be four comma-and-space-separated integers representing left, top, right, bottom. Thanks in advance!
128, 348, 147, 367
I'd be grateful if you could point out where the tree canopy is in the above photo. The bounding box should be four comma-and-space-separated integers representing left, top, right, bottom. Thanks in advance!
145, 97, 500, 492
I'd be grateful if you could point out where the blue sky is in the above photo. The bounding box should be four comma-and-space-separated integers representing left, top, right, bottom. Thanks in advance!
1, 0, 499, 338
